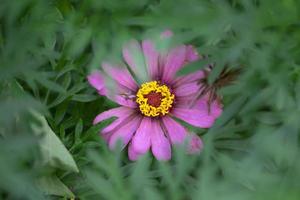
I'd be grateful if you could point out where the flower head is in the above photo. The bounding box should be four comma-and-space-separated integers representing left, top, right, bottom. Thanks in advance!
136, 81, 174, 117
88, 31, 223, 160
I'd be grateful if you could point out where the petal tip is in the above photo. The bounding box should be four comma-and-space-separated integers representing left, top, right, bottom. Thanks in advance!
187, 134, 203, 154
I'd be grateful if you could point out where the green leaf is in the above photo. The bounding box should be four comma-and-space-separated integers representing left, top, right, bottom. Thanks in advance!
213, 95, 248, 129
207, 61, 224, 84
74, 118, 83, 144
37, 175, 75, 198
54, 101, 68, 124
35, 77, 67, 93
71, 94, 98, 102
177, 58, 211, 76
31, 111, 79, 173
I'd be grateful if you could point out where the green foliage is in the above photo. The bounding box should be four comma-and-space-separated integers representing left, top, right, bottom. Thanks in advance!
31, 111, 79, 173
0, 0, 300, 199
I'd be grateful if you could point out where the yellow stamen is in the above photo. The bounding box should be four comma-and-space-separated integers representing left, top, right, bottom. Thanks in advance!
136, 81, 174, 117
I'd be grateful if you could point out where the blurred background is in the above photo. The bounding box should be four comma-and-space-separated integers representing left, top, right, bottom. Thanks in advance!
0, 0, 300, 199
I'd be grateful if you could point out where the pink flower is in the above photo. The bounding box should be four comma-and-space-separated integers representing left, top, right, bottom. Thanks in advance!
88, 31, 222, 161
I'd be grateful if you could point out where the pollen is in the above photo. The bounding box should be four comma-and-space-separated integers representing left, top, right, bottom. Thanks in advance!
136, 81, 175, 117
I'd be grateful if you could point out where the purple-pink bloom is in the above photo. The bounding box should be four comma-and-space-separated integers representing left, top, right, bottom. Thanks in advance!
88, 31, 222, 161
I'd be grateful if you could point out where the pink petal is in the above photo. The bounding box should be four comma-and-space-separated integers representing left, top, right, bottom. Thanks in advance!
171, 108, 216, 128
114, 95, 138, 108
211, 100, 223, 118
162, 116, 186, 144
187, 134, 203, 154
172, 69, 205, 88
151, 120, 171, 160
102, 131, 113, 143
128, 142, 142, 161
88, 71, 137, 108
195, 97, 223, 119
103, 92, 137, 108
122, 40, 148, 82
142, 40, 159, 80
102, 62, 138, 91
174, 82, 200, 97
93, 107, 134, 125
174, 96, 195, 108
108, 116, 142, 149
101, 115, 137, 144
185, 45, 200, 62
174, 95, 223, 127
102, 114, 134, 134
131, 117, 152, 154
87, 71, 106, 95
162, 45, 187, 83
101, 80, 137, 108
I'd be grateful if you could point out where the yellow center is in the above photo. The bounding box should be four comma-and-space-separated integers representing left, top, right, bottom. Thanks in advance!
136, 81, 175, 117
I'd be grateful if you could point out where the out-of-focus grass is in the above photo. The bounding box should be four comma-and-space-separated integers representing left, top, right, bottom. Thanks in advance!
0, 0, 300, 199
